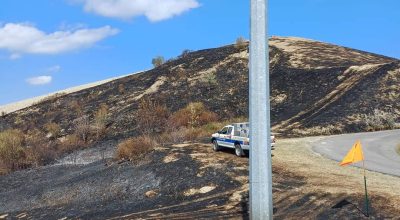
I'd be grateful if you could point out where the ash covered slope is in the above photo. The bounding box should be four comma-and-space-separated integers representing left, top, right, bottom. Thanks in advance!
1, 36, 399, 136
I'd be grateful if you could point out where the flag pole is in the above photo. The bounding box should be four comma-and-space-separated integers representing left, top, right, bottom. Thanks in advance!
362, 159, 370, 217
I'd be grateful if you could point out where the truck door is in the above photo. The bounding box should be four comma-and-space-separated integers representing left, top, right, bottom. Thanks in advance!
217, 126, 230, 147
225, 126, 234, 148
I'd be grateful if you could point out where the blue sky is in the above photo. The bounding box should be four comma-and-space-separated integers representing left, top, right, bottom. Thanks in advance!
0, 0, 399, 105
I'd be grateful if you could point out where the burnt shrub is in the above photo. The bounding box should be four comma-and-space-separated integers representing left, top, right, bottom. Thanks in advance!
68, 100, 83, 116
361, 109, 398, 131
0, 129, 25, 172
25, 129, 57, 167
115, 136, 157, 162
93, 104, 109, 139
59, 134, 83, 154
180, 49, 193, 58
168, 102, 218, 129
118, 84, 125, 94
137, 98, 170, 135
73, 115, 91, 142
44, 122, 62, 139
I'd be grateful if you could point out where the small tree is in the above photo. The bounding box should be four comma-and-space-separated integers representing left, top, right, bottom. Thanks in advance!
235, 36, 247, 48
152, 56, 165, 67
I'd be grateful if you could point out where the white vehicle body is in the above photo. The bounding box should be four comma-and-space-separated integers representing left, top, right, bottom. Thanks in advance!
211, 122, 275, 156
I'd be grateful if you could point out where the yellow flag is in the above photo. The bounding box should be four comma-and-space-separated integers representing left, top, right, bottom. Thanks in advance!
340, 140, 364, 166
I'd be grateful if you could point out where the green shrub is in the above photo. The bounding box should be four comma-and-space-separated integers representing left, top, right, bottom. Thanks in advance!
200, 72, 217, 87
152, 56, 165, 67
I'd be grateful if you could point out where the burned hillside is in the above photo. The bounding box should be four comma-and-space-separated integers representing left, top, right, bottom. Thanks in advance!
1, 36, 399, 138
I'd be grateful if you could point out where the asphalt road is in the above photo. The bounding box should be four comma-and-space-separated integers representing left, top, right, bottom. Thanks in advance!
312, 129, 400, 177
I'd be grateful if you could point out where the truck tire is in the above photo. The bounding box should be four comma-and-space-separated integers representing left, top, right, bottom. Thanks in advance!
213, 140, 221, 151
235, 143, 244, 157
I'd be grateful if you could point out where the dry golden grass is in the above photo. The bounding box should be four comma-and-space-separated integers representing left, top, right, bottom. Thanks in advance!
44, 122, 61, 139
115, 136, 157, 161
93, 104, 109, 139
0, 128, 90, 174
60, 134, 83, 154
168, 102, 218, 129
0, 129, 25, 172
24, 129, 57, 167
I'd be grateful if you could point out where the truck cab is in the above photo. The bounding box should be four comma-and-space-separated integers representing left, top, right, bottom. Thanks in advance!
211, 122, 275, 157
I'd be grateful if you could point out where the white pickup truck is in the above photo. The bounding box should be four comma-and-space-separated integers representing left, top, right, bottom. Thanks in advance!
211, 122, 275, 157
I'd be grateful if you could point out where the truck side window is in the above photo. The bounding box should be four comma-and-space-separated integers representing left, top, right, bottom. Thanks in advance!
220, 127, 229, 134
227, 127, 233, 135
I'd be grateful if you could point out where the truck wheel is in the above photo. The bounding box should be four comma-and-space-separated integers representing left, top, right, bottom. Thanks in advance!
213, 140, 221, 151
235, 144, 244, 157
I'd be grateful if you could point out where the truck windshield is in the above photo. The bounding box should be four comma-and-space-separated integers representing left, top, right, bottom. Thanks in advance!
220, 127, 229, 134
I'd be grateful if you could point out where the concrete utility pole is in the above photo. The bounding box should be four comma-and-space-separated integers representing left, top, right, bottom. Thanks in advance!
249, 0, 273, 219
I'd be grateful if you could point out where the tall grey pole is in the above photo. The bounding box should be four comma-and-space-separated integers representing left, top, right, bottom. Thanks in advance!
249, 0, 273, 219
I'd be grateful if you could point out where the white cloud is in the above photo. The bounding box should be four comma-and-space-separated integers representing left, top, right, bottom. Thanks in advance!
80, 0, 200, 22
26, 76, 52, 85
9, 53, 21, 60
46, 65, 61, 73
0, 23, 119, 57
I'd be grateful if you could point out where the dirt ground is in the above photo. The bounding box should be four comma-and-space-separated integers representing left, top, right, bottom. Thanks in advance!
1, 137, 400, 219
